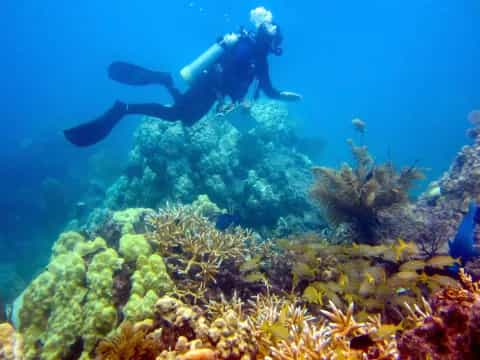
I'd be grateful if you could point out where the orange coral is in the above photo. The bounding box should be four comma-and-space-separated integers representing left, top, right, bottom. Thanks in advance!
178, 348, 217, 360
398, 268, 480, 359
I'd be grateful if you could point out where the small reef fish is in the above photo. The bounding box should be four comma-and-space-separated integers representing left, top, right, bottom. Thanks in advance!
239, 256, 262, 273
429, 274, 461, 288
375, 323, 404, 339
392, 239, 417, 261
364, 272, 375, 284
426, 256, 461, 269
338, 273, 349, 288
448, 201, 480, 262
399, 260, 426, 272
243, 271, 266, 283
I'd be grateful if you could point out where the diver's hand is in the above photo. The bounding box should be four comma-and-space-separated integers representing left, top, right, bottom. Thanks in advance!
280, 91, 302, 102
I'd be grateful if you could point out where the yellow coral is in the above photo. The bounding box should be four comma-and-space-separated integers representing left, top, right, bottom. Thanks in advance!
119, 233, 152, 262
146, 205, 252, 301
0, 323, 23, 360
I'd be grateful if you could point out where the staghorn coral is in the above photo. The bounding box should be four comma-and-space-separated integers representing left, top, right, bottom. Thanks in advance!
311, 139, 423, 244
398, 269, 480, 359
270, 302, 399, 360
145, 204, 255, 302
95, 321, 159, 360
95, 292, 401, 360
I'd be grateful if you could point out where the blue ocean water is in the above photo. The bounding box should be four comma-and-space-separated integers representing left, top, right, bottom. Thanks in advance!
0, 1, 479, 303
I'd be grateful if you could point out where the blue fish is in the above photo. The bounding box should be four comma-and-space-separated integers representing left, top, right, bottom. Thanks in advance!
215, 213, 242, 231
449, 202, 480, 263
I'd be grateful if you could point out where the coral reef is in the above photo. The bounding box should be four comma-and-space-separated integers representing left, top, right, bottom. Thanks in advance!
146, 204, 261, 302
96, 293, 399, 360
14, 110, 480, 359
0, 323, 23, 360
275, 234, 462, 323
12, 202, 480, 360
374, 116, 480, 263
96, 322, 159, 360
398, 269, 480, 359
311, 139, 423, 244
17, 216, 174, 359
104, 101, 319, 233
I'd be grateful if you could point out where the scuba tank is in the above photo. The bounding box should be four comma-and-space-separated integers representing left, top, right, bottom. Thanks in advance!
180, 33, 240, 85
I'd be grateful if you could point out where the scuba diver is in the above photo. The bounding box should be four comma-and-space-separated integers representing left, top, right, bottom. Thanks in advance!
64, 7, 302, 147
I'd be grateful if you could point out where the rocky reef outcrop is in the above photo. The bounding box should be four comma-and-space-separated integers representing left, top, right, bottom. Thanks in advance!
103, 101, 320, 233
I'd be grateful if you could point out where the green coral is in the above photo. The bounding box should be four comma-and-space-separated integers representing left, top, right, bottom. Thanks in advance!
51, 231, 85, 256
20, 249, 87, 360
75, 236, 107, 257
19, 217, 174, 360
119, 233, 151, 262
112, 208, 151, 234
123, 254, 174, 321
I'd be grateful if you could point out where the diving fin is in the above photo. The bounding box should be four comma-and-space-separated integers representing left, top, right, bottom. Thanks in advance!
64, 101, 126, 147
108, 61, 173, 86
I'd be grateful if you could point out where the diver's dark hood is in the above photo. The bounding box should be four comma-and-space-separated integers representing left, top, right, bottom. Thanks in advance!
255, 23, 283, 56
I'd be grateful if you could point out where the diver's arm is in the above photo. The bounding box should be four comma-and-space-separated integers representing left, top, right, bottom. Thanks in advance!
256, 58, 282, 99
257, 58, 302, 101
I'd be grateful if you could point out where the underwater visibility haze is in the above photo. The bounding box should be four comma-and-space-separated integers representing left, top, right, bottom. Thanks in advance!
1, 1, 480, 358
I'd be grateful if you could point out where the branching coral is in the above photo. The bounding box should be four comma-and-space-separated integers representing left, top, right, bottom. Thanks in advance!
146, 205, 256, 302
268, 300, 398, 360
311, 139, 423, 244
245, 293, 313, 355
96, 321, 160, 360
95, 293, 401, 360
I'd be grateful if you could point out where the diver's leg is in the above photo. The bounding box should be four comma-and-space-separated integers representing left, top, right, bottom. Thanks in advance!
125, 103, 180, 121
172, 83, 218, 125
127, 82, 218, 126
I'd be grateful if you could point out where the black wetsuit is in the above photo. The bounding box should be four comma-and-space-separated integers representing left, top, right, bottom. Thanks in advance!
125, 33, 282, 126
